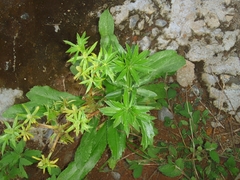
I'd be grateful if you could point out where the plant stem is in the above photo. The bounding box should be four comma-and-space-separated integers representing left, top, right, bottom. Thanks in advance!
36, 123, 55, 129
186, 102, 199, 179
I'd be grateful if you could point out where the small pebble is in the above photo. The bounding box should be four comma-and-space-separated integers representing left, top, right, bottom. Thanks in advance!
129, 14, 139, 29
20, 13, 29, 20
158, 107, 173, 121
139, 36, 151, 50
151, 27, 160, 37
111, 171, 121, 180
155, 19, 167, 27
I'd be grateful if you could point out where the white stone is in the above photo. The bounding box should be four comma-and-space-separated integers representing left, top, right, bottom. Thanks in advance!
207, 56, 240, 76
209, 84, 240, 114
190, 20, 207, 36
186, 39, 216, 62
220, 74, 232, 84
155, 19, 167, 27
177, 60, 195, 87
225, 0, 231, 6
212, 28, 224, 38
54, 25, 60, 32
158, 107, 173, 121
110, 0, 155, 25
157, 36, 170, 49
151, 27, 160, 37
159, 2, 171, 18
138, 19, 145, 30
204, 12, 220, 29
204, 53, 224, 66
226, 15, 234, 22
235, 112, 240, 123
200, 0, 231, 22
129, 14, 139, 29
138, 36, 151, 50
222, 30, 240, 51
166, 40, 179, 50
0, 88, 23, 120
164, 0, 196, 45
146, 14, 154, 26
211, 121, 224, 128
110, 5, 129, 25
202, 73, 219, 86
111, 171, 121, 180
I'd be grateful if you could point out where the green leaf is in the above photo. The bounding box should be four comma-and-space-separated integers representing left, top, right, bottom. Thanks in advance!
13, 139, 25, 154
169, 145, 177, 157
140, 50, 186, 85
204, 142, 218, 151
57, 118, 107, 180
50, 167, 61, 177
175, 158, 184, 170
175, 102, 193, 118
27, 86, 84, 106
224, 156, 236, 168
137, 118, 155, 149
0, 153, 15, 167
164, 117, 173, 127
159, 163, 182, 177
167, 88, 177, 99
99, 10, 124, 53
179, 120, 188, 126
205, 164, 211, 176
107, 121, 126, 169
3, 86, 84, 119
224, 156, 239, 176
100, 100, 122, 116
137, 88, 157, 98
127, 159, 143, 178
138, 83, 166, 100
3, 102, 46, 119
192, 110, 200, 124
18, 165, 28, 178
20, 158, 33, 166
24, 149, 42, 159
147, 146, 161, 158
209, 150, 220, 163
99, 9, 114, 36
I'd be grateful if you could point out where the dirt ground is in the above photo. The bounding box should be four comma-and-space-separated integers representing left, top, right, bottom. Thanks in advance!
0, 0, 240, 180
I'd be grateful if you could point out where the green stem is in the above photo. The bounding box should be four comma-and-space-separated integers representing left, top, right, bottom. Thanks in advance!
126, 139, 159, 165
186, 102, 199, 179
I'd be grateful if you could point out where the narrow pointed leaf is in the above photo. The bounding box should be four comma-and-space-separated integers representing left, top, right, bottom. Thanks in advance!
107, 121, 126, 169
57, 118, 107, 180
138, 119, 155, 149
137, 88, 157, 98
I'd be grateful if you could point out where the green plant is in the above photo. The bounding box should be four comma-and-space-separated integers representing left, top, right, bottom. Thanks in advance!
125, 100, 240, 179
1, 9, 185, 179
2, 86, 85, 178
58, 9, 185, 179
0, 140, 41, 179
